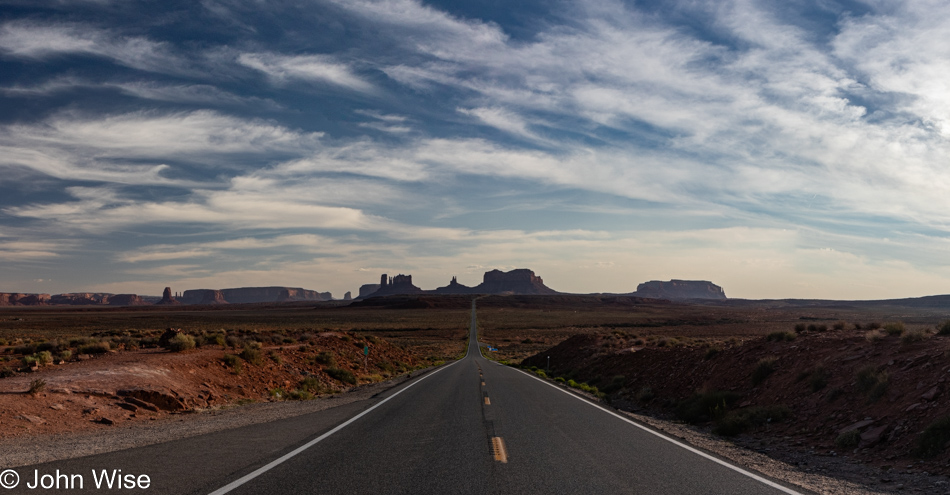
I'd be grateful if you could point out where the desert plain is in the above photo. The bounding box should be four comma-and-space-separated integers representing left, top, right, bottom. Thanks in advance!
3, 295, 950, 493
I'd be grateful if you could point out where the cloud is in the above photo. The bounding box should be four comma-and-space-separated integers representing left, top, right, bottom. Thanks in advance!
0, 22, 187, 74
237, 52, 374, 93
0, 110, 322, 183
0, 241, 62, 260
457, 106, 541, 141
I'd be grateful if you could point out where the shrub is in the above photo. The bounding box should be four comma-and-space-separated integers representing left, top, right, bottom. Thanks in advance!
751, 357, 777, 386
313, 351, 336, 366
269, 388, 284, 400
797, 366, 829, 392
0, 367, 14, 378
853, 322, 863, 330
883, 322, 905, 336
222, 354, 242, 374
299, 377, 323, 393
240, 345, 262, 365
816, 324, 828, 332
35, 351, 53, 366
794, 323, 806, 333
704, 346, 722, 360
835, 430, 861, 448
636, 386, 655, 403
534, 369, 547, 378
868, 322, 882, 330
766, 331, 796, 342
326, 367, 357, 385
865, 330, 885, 342
21, 355, 37, 368
78, 341, 111, 355
855, 365, 889, 402
554, 377, 566, 383
268, 351, 282, 364
832, 321, 847, 331
901, 330, 927, 345
913, 416, 950, 458
226, 336, 243, 349
286, 389, 315, 401
59, 349, 72, 361
676, 390, 741, 424
826, 387, 844, 403
167, 334, 196, 352
36, 340, 62, 353
713, 405, 791, 436
601, 375, 626, 395
28, 378, 46, 395
938, 321, 950, 336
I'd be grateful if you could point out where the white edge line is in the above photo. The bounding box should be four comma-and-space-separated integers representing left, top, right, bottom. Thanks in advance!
207, 361, 459, 495
502, 363, 805, 495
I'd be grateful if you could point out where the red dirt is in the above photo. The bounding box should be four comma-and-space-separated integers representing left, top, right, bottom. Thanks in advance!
523, 328, 950, 475
0, 333, 427, 439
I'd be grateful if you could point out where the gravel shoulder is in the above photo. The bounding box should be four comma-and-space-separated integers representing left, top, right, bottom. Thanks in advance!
0, 370, 424, 468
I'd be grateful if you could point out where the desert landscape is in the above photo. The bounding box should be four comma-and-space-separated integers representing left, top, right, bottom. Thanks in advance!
4, 288, 950, 492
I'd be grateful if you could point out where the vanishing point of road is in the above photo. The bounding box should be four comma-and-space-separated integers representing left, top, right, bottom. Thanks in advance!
16, 300, 807, 494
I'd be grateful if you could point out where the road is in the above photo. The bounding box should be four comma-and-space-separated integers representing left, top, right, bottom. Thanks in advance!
10, 299, 806, 494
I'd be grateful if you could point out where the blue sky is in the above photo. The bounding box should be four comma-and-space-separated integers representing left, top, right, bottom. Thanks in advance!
2, 0, 950, 299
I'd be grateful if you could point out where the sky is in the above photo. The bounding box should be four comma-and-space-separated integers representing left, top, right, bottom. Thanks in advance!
1, 0, 950, 300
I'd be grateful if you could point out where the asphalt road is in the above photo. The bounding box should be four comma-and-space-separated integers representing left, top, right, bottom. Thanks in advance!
9, 300, 807, 494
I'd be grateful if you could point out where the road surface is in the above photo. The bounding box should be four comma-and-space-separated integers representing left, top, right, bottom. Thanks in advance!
9, 299, 806, 494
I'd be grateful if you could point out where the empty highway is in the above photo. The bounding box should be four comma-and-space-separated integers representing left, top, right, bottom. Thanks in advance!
12, 300, 806, 494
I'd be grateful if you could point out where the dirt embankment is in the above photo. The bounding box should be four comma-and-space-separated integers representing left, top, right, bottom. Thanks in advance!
522, 327, 950, 476
0, 332, 435, 439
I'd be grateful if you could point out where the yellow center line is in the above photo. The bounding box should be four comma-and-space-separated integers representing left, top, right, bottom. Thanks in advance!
484, 397, 490, 405
491, 437, 508, 463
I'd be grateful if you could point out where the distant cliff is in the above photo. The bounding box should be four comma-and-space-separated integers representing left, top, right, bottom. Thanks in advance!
180, 287, 332, 305
473, 269, 558, 295
0, 293, 51, 306
359, 284, 381, 298
360, 268, 558, 299
0, 292, 148, 306
633, 280, 726, 300
432, 276, 473, 295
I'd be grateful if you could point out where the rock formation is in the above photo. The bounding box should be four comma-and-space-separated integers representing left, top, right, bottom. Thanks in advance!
343, 291, 352, 300
0, 293, 51, 306
180, 289, 227, 305
359, 284, 381, 298
107, 294, 147, 306
360, 269, 558, 298
472, 269, 558, 295
433, 276, 474, 295
156, 287, 181, 305
633, 280, 726, 300
179, 286, 332, 305
50, 293, 113, 305
1, 292, 144, 306
358, 273, 424, 298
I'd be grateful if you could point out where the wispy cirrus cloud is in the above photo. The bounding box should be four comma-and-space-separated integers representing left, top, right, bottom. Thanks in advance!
0, 110, 322, 183
237, 52, 374, 93
0, 22, 188, 74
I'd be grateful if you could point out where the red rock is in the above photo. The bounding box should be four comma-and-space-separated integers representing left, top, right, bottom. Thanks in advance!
839, 419, 874, 434
20, 414, 44, 424
921, 386, 939, 401
861, 425, 889, 446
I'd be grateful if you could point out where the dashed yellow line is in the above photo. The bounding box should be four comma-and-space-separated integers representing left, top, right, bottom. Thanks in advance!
491, 437, 508, 463
484, 397, 490, 405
